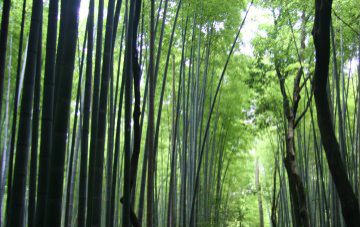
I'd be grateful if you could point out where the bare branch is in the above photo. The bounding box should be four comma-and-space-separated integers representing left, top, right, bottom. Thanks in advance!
299, 73, 312, 92
294, 87, 314, 129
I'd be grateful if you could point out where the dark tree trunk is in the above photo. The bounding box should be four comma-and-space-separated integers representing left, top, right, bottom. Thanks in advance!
91, 0, 115, 225
109, 3, 126, 226
275, 63, 311, 227
28, 24, 42, 227
65, 30, 87, 227
7, 0, 43, 226
78, 1, 94, 226
129, 0, 142, 202
154, 0, 169, 82
86, 0, 104, 224
106, 2, 124, 226
123, 0, 136, 225
35, 0, 59, 226
53, 0, 68, 105
111, 75, 124, 226
44, 0, 81, 225
312, 0, 360, 226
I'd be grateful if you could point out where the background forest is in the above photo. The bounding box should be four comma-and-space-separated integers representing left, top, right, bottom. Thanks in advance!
0, 0, 359, 226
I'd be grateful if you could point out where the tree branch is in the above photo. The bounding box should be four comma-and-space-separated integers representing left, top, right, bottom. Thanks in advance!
294, 87, 313, 128
332, 9, 360, 36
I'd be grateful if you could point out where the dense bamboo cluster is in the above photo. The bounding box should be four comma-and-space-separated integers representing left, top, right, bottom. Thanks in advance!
0, 0, 254, 226
0, 0, 359, 226
267, 1, 360, 226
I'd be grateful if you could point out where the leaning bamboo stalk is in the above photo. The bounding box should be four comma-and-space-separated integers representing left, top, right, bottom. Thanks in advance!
312, 0, 360, 225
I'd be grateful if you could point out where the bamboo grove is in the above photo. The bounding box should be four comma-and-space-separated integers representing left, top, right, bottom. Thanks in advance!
0, 0, 359, 226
